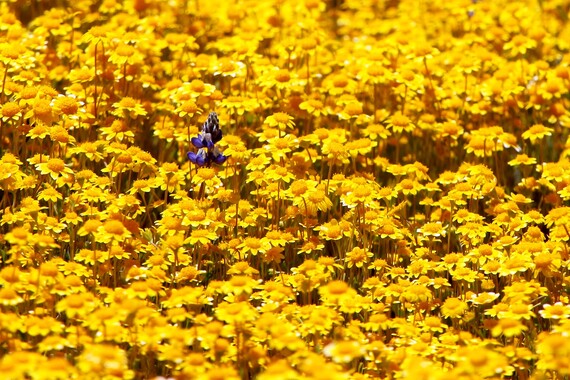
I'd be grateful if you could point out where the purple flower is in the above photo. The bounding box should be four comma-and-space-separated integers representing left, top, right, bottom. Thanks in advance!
187, 148, 228, 167
202, 112, 223, 143
187, 112, 228, 167
191, 133, 215, 149
191, 112, 224, 149
187, 149, 208, 166
211, 146, 228, 165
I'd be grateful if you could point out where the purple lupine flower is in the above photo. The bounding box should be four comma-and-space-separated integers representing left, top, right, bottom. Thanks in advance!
190, 112, 224, 149
187, 112, 228, 167
211, 146, 228, 165
191, 133, 215, 149
202, 112, 223, 143
187, 149, 208, 166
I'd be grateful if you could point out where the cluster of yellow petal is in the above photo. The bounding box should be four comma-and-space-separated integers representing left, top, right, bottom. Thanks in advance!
2, 0, 570, 379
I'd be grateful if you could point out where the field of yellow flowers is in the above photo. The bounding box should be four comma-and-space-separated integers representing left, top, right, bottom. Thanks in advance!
1, 0, 570, 379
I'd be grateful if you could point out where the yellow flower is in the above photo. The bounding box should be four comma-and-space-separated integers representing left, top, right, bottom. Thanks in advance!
346, 138, 376, 157
35, 158, 74, 180
213, 57, 245, 78
262, 246, 285, 265
508, 154, 537, 166
302, 185, 333, 215
437, 121, 464, 141
258, 360, 299, 380
499, 302, 536, 320
337, 100, 364, 120
52, 95, 80, 118
324, 72, 356, 96
498, 254, 532, 277
222, 275, 259, 296
386, 112, 415, 133
322, 340, 365, 363
237, 237, 270, 257
192, 167, 222, 189
1, 101, 21, 122
319, 280, 357, 305
441, 297, 468, 319
400, 284, 433, 304
315, 219, 349, 241
469, 292, 500, 306
341, 181, 378, 208
539, 302, 570, 319
450, 265, 478, 283
56, 293, 97, 319
127, 279, 165, 299
0, 287, 24, 306
175, 100, 202, 118
522, 124, 553, 144
111, 97, 147, 118
321, 139, 350, 164
100, 119, 135, 141
503, 34, 536, 57
345, 247, 373, 268
536, 333, 570, 375
260, 134, 299, 162
215, 301, 258, 326
76, 344, 133, 379
265, 164, 295, 183
299, 98, 328, 117
396, 178, 422, 196
421, 316, 447, 333
38, 184, 63, 202
108, 42, 143, 66
492, 317, 527, 337
96, 219, 131, 243
184, 228, 218, 246
264, 112, 295, 130
417, 221, 445, 238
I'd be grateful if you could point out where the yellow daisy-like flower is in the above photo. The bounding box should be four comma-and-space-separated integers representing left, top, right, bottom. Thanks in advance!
321, 140, 350, 164
299, 98, 328, 117
492, 317, 528, 337
175, 100, 202, 118
38, 184, 63, 202
265, 165, 295, 183
539, 302, 570, 319
322, 340, 365, 363
55, 293, 97, 319
345, 247, 373, 268
237, 237, 271, 257
0, 287, 24, 306
1, 101, 22, 122
214, 301, 258, 325
469, 292, 500, 305
35, 158, 74, 180
264, 112, 295, 130
303, 186, 333, 215
440, 297, 468, 319
100, 119, 135, 141
522, 124, 553, 144
417, 221, 445, 238
111, 97, 147, 118
184, 229, 218, 246
503, 34, 536, 57
96, 219, 132, 244
108, 42, 143, 66
319, 280, 357, 304
508, 154, 537, 166
192, 167, 222, 189
363, 123, 391, 140
386, 112, 415, 133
